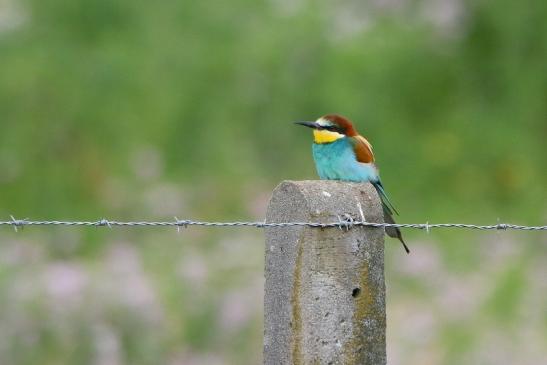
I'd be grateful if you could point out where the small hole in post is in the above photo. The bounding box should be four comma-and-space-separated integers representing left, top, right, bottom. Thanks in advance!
352, 288, 361, 298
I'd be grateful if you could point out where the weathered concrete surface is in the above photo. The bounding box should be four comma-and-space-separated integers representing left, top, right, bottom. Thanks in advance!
264, 180, 386, 365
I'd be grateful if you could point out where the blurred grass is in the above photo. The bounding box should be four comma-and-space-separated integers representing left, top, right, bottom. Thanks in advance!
0, 0, 546, 364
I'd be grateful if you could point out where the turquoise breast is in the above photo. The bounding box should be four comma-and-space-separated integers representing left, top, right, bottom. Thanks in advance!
312, 138, 379, 183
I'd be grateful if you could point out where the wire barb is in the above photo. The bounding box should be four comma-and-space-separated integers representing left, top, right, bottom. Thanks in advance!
496, 223, 508, 230
9, 215, 27, 232
97, 218, 112, 229
335, 215, 344, 231
174, 217, 188, 233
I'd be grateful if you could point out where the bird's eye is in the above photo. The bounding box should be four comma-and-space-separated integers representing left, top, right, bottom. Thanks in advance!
325, 126, 337, 131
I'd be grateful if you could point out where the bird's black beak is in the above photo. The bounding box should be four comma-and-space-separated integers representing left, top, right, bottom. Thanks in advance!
294, 121, 320, 129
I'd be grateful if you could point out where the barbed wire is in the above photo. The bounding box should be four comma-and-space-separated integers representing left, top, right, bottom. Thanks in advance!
0, 216, 546, 232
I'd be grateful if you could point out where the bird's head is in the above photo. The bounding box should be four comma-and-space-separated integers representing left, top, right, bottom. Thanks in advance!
295, 114, 358, 144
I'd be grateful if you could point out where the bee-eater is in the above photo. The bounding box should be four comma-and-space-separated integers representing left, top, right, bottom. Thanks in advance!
295, 114, 410, 253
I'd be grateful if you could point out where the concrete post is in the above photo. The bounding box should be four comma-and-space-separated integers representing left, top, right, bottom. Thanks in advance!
264, 180, 386, 365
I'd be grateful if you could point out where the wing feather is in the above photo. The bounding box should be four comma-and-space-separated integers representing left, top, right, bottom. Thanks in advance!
351, 135, 375, 163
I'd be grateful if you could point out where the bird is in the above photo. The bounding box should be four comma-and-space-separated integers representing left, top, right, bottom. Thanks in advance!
295, 114, 410, 253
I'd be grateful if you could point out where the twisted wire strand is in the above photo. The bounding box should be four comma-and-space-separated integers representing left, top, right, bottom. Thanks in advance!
0, 217, 546, 232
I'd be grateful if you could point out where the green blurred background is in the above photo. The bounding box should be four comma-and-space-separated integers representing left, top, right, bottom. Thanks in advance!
1, 0, 546, 364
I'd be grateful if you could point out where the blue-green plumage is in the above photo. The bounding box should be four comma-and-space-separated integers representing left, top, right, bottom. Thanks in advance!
312, 138, 399, 216
312, 138, 379, 182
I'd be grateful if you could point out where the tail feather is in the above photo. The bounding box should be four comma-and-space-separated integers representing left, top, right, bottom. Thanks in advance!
383, 206, 410, 254
373, 182, 409, 254
372, 181, 399, 216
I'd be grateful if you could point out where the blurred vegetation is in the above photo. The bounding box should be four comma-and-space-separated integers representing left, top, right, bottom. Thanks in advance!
0, 0, 546, 364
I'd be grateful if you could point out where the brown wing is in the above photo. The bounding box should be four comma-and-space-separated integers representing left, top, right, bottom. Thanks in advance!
351, 135, 375, 163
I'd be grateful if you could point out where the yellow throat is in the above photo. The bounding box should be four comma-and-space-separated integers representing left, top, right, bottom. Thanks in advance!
313, 129, 345, 144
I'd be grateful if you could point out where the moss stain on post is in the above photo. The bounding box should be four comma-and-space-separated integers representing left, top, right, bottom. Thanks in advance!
291, 240, 304, 365
343, 263, 386, 364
